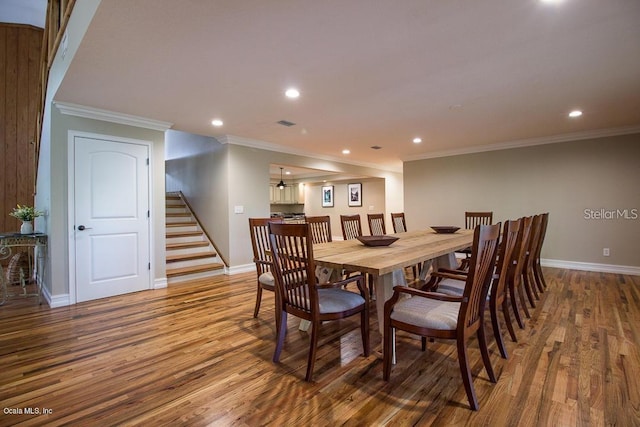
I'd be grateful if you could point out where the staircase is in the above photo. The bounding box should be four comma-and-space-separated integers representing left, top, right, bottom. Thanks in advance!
165, 192, 225, 283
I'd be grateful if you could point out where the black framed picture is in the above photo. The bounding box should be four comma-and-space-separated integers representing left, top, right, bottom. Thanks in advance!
347, 183, 362, 207
322, 185, 334, 207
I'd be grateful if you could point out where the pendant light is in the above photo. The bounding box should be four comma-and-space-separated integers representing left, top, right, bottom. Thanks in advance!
277, 167, 286, 189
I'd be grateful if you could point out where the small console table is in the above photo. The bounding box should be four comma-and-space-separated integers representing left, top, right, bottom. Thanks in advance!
0, 233, 47, 305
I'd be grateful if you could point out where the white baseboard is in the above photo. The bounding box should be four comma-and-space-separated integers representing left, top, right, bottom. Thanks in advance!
541, 258, 640, 276
226, 263, 255, 275
42, 286, 71, 308
154, 277, 168, 289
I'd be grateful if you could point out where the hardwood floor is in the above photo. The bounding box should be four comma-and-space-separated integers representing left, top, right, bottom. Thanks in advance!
1, 268, 638, 426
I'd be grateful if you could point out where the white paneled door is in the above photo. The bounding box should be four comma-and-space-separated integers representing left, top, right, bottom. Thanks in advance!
74, 136, 150, 302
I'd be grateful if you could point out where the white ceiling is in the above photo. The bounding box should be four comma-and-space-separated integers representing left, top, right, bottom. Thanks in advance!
55, 0, 640, 171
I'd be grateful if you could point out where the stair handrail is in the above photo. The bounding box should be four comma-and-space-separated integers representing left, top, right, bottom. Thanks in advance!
174, 191, 229, 268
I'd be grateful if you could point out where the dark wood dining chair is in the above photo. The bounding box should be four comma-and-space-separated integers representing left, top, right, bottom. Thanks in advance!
533, 212, 549, 292
389, 212, 418, 280
390, 212, 407, 233
367, 213, 386, 236
465, 211, 493, 229
424, 219, 522, 358
522, 214, 543, 308
383, 224, 501, 410
458, 211, 494, 269
268, 222, 370, 382
306, 215, 332, 244
508, 216, 534, 328
340, 214, 363, 240
248, 217, 282, 321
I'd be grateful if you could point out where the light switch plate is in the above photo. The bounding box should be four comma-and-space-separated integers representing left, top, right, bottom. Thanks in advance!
234, 206, 244, 214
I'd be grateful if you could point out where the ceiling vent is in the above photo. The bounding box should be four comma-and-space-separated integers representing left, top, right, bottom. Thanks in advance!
277, 120, 296, 127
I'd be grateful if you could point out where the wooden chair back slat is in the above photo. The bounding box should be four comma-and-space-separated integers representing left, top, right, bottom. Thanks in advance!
340, 214, 362, 240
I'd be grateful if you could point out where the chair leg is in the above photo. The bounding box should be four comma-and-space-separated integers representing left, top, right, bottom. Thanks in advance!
421, 336, 427, 351
509, 279, 526, 329
517, 275, 531, 319
490, 302, 508, 359
457, 339, 479, 411
272, 311, 287, 363
502, 298, 518, 342
305, 321, 320, 382
478, 324, 497, 382
360, 309, 370, 357
383, 325, 393, 381
534, 262, 547, 292
253, 284, 263, 318
523, 270, 538, 306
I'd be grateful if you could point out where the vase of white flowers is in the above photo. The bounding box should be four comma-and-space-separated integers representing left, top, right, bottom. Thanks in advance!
9, 205, 44, 234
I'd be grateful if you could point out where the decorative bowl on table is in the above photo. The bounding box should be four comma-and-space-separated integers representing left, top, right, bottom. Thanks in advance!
430, 226, 460, 234
357, 235, 399, 247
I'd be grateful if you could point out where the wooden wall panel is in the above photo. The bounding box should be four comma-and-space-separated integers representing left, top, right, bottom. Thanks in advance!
0, 24, 43, 233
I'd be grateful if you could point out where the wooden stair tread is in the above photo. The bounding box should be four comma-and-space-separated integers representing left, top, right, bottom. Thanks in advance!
167, 221, 197, 227
166, 241, 210, 250
167, 263, 224, 277
166, 252, 217, 263
166, 230, 203, 238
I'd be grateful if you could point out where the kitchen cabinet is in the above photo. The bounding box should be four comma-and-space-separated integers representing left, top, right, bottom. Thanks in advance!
270, 184, 298, 204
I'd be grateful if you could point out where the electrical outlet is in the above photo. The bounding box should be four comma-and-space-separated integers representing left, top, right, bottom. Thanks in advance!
603, 248, 610, 256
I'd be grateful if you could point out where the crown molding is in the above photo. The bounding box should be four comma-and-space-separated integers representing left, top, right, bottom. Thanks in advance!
217, 134, 403, 174
54, 102, 173, 132
402, 125, 640, 162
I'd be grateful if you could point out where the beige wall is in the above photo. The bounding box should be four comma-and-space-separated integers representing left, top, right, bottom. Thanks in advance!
165, 136, 403, 268
304, 179, 387, 239
41, 106, 166, 301
404, 133, 640, 268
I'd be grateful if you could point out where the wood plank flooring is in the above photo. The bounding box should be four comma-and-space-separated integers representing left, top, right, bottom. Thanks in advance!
0, 268, 638, 426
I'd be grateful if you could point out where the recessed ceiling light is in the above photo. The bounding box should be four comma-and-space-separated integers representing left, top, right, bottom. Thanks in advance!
285, 171, 291, 175
540, 0, 564, 4
211, 119, 223, 127
342, 149, 350, 155
285, 88, 300, 99
413, 137, 422, 144
569, 110, 583, 118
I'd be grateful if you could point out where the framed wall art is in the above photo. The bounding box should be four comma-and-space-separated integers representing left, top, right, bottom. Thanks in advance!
347, 183, 362, 207
321, 185, 334, 207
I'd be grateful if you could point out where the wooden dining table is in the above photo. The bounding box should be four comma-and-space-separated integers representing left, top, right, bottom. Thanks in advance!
313, 229, 474, 334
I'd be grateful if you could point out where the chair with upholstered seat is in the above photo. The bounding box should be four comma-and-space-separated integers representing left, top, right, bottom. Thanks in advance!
457, 211, 494, 269
306, 215, 332, 244
383, 223, 501, 410
249, 218, 282, 322
424, 219, 522, 357
340, 214, 363, 240
268, 222, 370, 382
367, 213, 386, 236
508, 216, 534, 328
522, 214, 544, 307
532, 213, 549, 292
